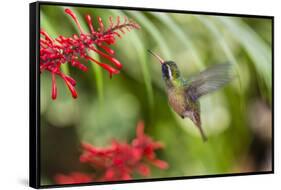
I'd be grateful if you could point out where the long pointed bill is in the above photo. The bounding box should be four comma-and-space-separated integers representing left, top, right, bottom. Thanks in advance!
147, 49, 164, 64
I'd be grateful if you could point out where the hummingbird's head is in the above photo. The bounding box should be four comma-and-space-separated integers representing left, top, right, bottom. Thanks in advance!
161, 61, 180, 80
147, 50, 180, 81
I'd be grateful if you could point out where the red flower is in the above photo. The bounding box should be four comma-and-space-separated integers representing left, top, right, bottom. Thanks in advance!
40, 8, 140, 100
54, 172, 93, 184
54, 121, 168, 184
79, 121, 168, 181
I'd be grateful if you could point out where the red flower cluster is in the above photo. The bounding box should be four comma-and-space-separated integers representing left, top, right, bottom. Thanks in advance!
54, 121, 168, 184
40, 8, 140, 99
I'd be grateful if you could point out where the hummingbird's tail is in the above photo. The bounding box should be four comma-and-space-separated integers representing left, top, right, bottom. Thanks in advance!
193, 113, 208, 142
184, 110, 208, 142
198, 124, 208, 142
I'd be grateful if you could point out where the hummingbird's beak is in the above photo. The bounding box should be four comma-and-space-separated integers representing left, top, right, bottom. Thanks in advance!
147, 49, 164, 64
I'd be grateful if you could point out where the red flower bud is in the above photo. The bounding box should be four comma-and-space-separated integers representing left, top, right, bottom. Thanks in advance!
98, 44, 115, 55
51, 73, 57, 100
137, 164, 150, 176
65, 8, 84, 34
97, 16, 104, 32
61, 74, 78, 99
151, 159, 169, 169
89, 46, 122, 69
85, 56, 120, 78
64, 75, 76, 86
85, 14, 96, 35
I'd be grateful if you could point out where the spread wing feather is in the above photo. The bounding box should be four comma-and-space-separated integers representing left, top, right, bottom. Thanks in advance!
186, 63, 233, 101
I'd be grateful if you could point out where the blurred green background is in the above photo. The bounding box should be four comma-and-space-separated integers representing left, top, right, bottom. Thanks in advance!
40, 5, 272, 185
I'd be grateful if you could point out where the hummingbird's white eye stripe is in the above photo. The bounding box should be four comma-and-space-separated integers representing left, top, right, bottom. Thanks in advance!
166, 64, 173, 80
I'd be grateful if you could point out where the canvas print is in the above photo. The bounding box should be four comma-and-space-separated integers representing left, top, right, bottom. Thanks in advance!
37, 3, 273, 187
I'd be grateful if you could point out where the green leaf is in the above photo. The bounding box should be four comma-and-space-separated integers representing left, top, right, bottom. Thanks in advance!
151, 12, 205, 69
113, 10, 154, 107
127, 11, 172, 59
217, 17, 272, 95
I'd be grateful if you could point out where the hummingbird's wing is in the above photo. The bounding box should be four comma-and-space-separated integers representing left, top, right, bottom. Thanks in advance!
185, 63, 233, 101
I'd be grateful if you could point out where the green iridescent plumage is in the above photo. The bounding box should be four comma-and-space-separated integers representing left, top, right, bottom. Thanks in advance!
148, 50, 232, 141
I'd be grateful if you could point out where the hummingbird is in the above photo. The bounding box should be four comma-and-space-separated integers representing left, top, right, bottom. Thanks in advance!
148, 50, 233, 141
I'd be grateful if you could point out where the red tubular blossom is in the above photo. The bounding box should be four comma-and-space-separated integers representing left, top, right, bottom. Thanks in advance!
77, 121, 168, 182
60, 74, 78, 99
85, 56, 119, 78
150, 159, 169, 169
98, 16, 104, 32
116, 16, 120, 26
65, 8, 84, 34
89, 46, 122, 69
136, 120, 145, 137
64, 75, 76, 86
51, 73, 57, 100
71, 60, 88, 72
85, 14, 96, 35
40, 8, 140, 100
109, 16, 114, 28
98, 44, 115, 55
40, 29, 54, 43
137, 164, 150, 176
113, 31, 122, 38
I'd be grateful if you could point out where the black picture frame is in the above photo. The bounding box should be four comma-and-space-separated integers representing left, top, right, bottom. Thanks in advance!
30, 1, 274, 189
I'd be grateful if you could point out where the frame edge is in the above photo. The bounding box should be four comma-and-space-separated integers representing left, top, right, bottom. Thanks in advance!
29, 1, 40, 189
